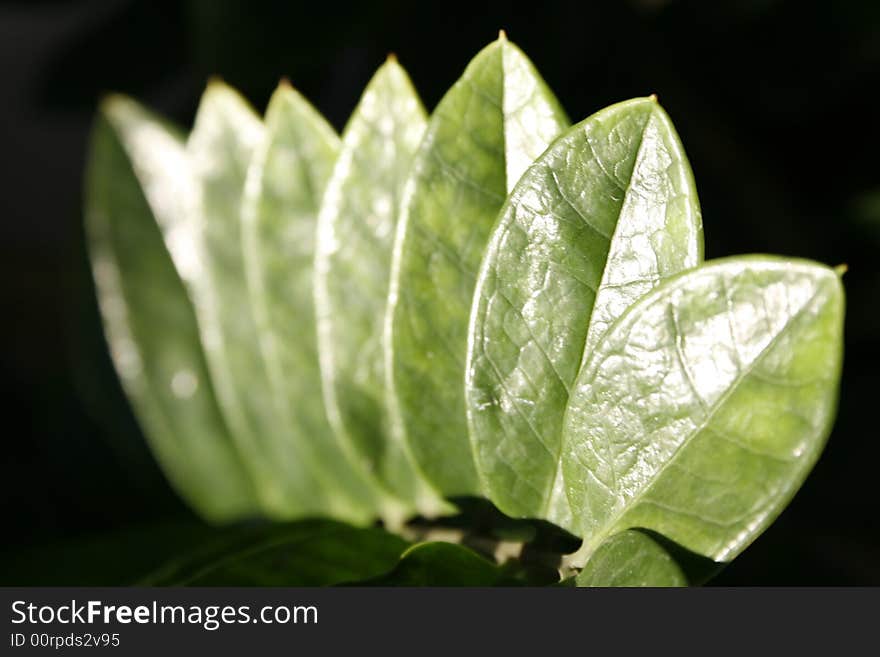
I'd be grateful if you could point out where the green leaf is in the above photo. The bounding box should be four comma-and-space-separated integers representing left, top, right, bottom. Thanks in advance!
239, 82, 393, 523
466, 97, 703, 533
575, 530, 687, 587
85, 99, 259, 522
141, 520, 410, 586
313, 60, 443, 515
183, 81, 342, 520
563, 256, 844, 564
362, 541, 522, 586
386, 35, 569, 496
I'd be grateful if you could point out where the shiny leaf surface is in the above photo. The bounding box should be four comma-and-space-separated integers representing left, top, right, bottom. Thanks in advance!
563, 257, 844, 564
86, 100, 258, 522
386, 36, 569, 495
313, 60, 441, 513
466, 97, 702, 532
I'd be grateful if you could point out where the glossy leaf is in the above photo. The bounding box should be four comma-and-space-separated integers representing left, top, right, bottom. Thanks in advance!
142, 520, 409, 586
240, 83, 389, 523
466, 97, 702, 532
576, 530, 687, 587
85, 100, 258, 522
314, 60, 441, 514
563, 257, 844, 564
386, 35, 569, 495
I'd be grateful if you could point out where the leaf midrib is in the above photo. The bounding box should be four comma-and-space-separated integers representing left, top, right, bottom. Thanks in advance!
540, 105, 655, 522
576, 273, 826, 561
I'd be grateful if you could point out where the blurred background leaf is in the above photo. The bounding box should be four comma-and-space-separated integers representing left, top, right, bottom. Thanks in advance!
139, 520, 410, 586
359, 542, 530, 586
1, 0, 879, 584
0, 518, 410, 586
0, 518, 220, 586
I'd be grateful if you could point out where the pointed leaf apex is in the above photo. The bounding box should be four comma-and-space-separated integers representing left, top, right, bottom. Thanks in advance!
498, 29, 508, 41
99, 92, 127, 114
203, 76, 238, 102
386, 52, 398, 63
279, 76, 293, 89
834, 263, 848, 277
649, 93, 659, 103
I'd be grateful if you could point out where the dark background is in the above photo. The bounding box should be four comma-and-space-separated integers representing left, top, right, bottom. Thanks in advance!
1, 0, 878, 584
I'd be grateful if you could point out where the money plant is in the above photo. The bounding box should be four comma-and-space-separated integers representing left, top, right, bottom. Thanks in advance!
85, 34, 844, 586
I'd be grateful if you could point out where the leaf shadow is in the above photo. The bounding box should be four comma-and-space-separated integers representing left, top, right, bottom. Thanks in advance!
630, 528, 726, 585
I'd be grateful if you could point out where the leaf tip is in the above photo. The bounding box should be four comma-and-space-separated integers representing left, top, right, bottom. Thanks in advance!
834, 263, 848, 277
278, 76, 293, 89
648, 93, 659, 103
203, 75, 234, 102
386, 52, 398, 64
98, 92, 125, 114
498, 28, 508, 42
